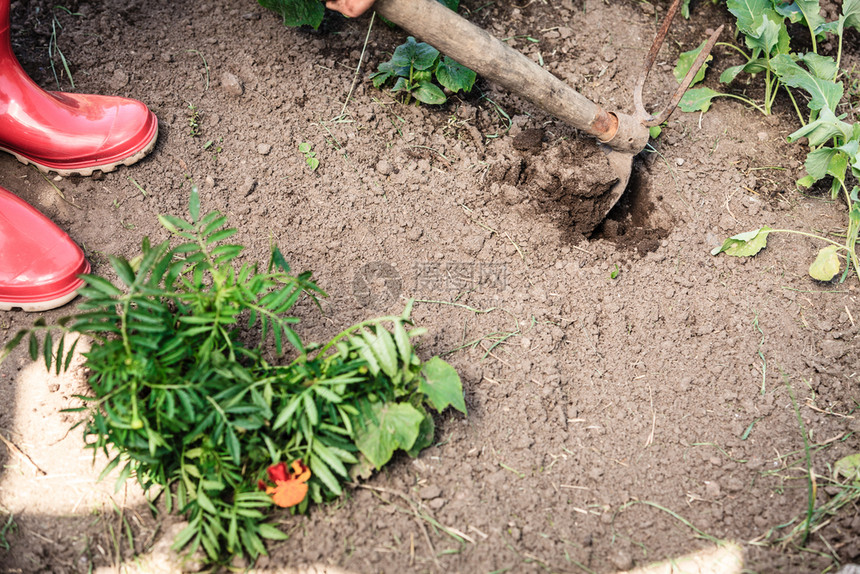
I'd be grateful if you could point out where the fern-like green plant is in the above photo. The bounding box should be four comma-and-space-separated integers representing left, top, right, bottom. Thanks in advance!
1, 188, 465, 564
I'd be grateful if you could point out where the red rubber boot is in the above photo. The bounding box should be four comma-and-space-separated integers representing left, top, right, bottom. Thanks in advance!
0, 1, 158, 176
0, 186, 89, 311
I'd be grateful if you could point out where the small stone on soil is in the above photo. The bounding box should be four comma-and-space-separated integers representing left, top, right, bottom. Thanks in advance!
609, 550, 633, 570
220, 72, 244, 97
463, 235, 485, 255
109, 69, 129, 90
376, 159, 392, 175
257, 143, 271, 155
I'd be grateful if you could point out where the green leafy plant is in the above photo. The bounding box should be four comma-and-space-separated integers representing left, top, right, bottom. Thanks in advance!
1, 189, 465, 565
257, 0, 325, 29
187, 103, 201, 138
370, 36, 476, 105
298, 142, 319, 170
678, 0, 860, 282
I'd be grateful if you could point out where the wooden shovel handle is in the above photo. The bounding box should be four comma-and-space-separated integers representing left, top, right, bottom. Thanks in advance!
373, 0, 650, 154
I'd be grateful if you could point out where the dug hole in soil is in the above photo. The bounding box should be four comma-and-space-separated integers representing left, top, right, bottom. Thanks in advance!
1, 0, 859, 572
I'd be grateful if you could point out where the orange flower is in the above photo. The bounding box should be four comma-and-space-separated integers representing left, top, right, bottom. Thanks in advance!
258, 460, 311, 508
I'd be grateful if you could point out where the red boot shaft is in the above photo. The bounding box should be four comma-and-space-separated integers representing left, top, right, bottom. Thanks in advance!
0, 1, 158, 176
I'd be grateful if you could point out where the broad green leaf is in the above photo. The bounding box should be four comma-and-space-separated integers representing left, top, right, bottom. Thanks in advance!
419, 357, 466, 414
787, 106, 854, 146
827, 151, 849, 183
390, 37, 440, 71
412, 80, 447, 105
405, 408, 435, 458
257, 0, 325, 29
681, 0, 692, 18
771, 54, 843, 111
744, 12, 784, 56
391, 76, 409, 93
370, 64, 395, 89
673, 41, 710, 87
775, 0, 825, 33
726, 0, 771, 33
845, 0, 860, 31
804, 147, 839, 181
354, 402, 424, 469
796, 174, 815, 188
797, 52, 838, 83
303, 392, 318, 426
710, 226, 772, 257
678, 87, 723, 113
719, 64, 745, 84
809, 245, 841, 281
435, 57, 476, 93
834, 452, 860, 482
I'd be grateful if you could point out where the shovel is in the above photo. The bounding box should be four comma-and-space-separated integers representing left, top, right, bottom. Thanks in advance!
372, 0, 721, 219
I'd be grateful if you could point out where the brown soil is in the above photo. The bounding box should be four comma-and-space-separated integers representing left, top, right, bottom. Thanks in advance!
2, 0, 860, 573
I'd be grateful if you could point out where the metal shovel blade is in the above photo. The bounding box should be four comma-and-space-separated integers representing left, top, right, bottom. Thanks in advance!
604, 148, 635, 215
373, 0, 649, 221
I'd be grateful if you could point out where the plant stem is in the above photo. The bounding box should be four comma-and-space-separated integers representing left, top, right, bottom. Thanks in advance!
784, 86, 807, 126
766, 228, 846, 249
716, 41, 750, 60
719, 93, 768, 115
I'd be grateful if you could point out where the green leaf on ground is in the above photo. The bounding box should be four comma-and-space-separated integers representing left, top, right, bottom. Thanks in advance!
678, 87, 723, 113
719, 64, 746, 84
809, 245, 842, 281
412, 80, 447, 105
834, 452, 860, 482
711, 227, 773, 257
420, 356, 467, 414
436, 57, 476, 93
673, 41, 710, 86
354, 401, 424, 469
